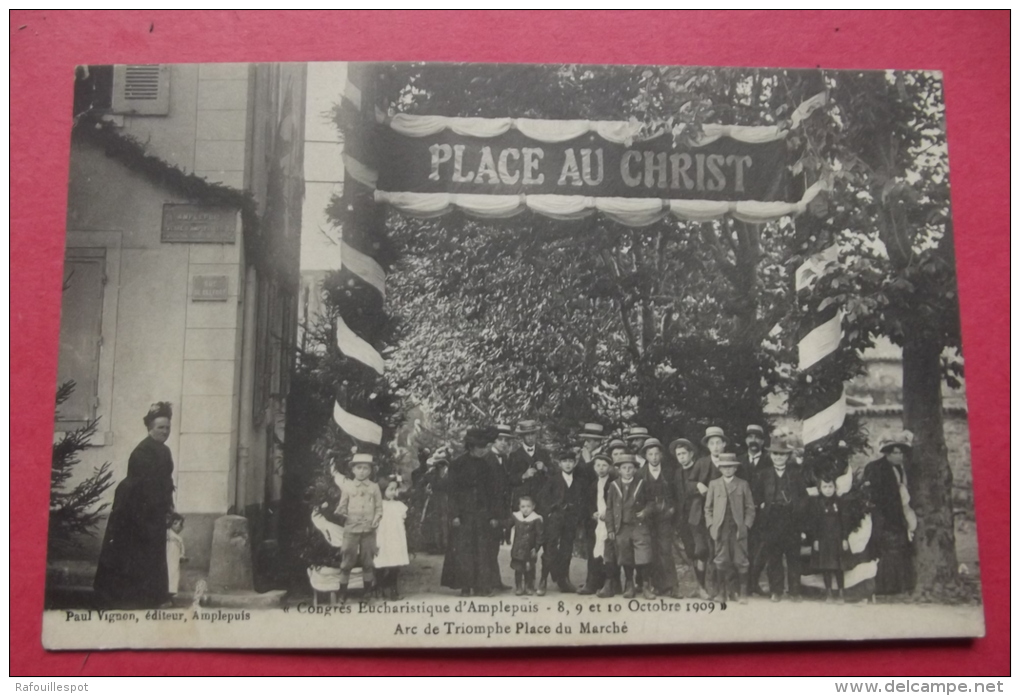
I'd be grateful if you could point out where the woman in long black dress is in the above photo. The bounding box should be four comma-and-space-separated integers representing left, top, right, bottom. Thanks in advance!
862, 432, 917, 596
93, 402, 176, 608
440, 429, 501, 596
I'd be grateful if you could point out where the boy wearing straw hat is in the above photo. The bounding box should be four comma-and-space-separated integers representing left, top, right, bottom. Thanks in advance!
575, 422, 608, 485
704, 453, 756, 603
336, 453, 384, 603
697, 425, 730, 479
605, 454, 655, 600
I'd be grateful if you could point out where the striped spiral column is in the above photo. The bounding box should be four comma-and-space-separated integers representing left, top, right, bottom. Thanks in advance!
795, 241, 878, 594
795, 243, 846, 452
331, 63, 388, 448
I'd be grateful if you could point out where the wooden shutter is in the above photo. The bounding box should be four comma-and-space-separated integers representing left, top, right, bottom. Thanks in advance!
56, 249, 107, 423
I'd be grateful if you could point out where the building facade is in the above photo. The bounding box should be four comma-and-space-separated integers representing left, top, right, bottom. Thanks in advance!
51, 63, 306, 596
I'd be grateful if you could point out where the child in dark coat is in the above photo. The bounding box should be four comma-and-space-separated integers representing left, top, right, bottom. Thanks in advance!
537, 451, 587, 595
807, 477, 850, 603
605, 454, 655, 600
510, 495, 544, 595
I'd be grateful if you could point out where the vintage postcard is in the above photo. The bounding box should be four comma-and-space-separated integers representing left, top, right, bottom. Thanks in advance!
43, 60, 983, 650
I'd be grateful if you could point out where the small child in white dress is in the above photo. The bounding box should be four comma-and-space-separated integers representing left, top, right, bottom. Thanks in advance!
374, 477, 410, 600
166, 513, 186, 595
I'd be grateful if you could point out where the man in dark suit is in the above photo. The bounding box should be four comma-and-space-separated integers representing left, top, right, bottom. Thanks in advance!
739, 423, 772, 594
639, 438, 680, 597
738, 424, 772, 481
538, 450, 587, 594
485, 423, 516, 588
507, 419, 550, 515
752, 436, 809, 601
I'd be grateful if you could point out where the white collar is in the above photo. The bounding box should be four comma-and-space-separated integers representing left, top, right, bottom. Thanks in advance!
513, 510, 541, 522
562, 470, 574, 482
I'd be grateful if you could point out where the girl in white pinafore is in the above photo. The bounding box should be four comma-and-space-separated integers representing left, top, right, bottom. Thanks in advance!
374, 478, 410, 600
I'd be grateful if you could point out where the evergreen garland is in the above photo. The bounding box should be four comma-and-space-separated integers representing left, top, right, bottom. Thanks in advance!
49, 381, 115, 557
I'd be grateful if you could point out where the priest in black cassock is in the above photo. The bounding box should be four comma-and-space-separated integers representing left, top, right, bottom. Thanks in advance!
440, 427, 503, 596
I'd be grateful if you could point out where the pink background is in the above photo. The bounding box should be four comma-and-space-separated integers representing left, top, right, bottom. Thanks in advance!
11, 10, 1009, 676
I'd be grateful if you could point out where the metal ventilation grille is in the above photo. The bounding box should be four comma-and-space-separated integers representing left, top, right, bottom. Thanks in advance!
123, 65, 161, 101
112, 64, 169, 115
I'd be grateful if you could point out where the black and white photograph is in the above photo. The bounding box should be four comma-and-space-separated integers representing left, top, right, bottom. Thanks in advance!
43, 60, 984, 650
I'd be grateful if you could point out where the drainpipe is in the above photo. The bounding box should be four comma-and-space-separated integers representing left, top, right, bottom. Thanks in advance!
236, 266, 258, 513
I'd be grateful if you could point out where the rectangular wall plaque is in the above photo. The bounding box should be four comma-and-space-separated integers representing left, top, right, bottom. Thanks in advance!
161, 204, 237, 244
191, 274, 230, 301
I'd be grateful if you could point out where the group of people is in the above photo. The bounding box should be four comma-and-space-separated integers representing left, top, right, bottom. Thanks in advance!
405, 420, 918, 604
90, 402, 916, 609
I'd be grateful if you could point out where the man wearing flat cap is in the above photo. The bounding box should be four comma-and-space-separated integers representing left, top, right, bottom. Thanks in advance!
752, 435, 809, 601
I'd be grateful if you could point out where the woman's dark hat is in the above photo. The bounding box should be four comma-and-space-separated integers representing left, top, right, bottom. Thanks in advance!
465, 427, 494, 450
144, 401, 173, 426
879, 431, 914, 453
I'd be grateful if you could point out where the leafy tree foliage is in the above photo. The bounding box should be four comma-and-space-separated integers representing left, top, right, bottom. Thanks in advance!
288, 63, 966, 594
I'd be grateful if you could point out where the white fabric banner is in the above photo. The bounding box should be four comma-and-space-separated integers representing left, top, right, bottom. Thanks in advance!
795, 242, 840, 291
310, 509, 345, 548
383, 114, 794, 146
526, 194, 595, 220
341, 241, 386, 297
597, 197, 669, 227
798, 309, 843, 371
791, 90, 828, 129
336, 316, 385, 375
341, 153, 377, 189
333, 400, 383, 445
516, 118, 592, 142
343, 79, 362, 111
376, 183, 828, 226
802, 389, 847, 445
